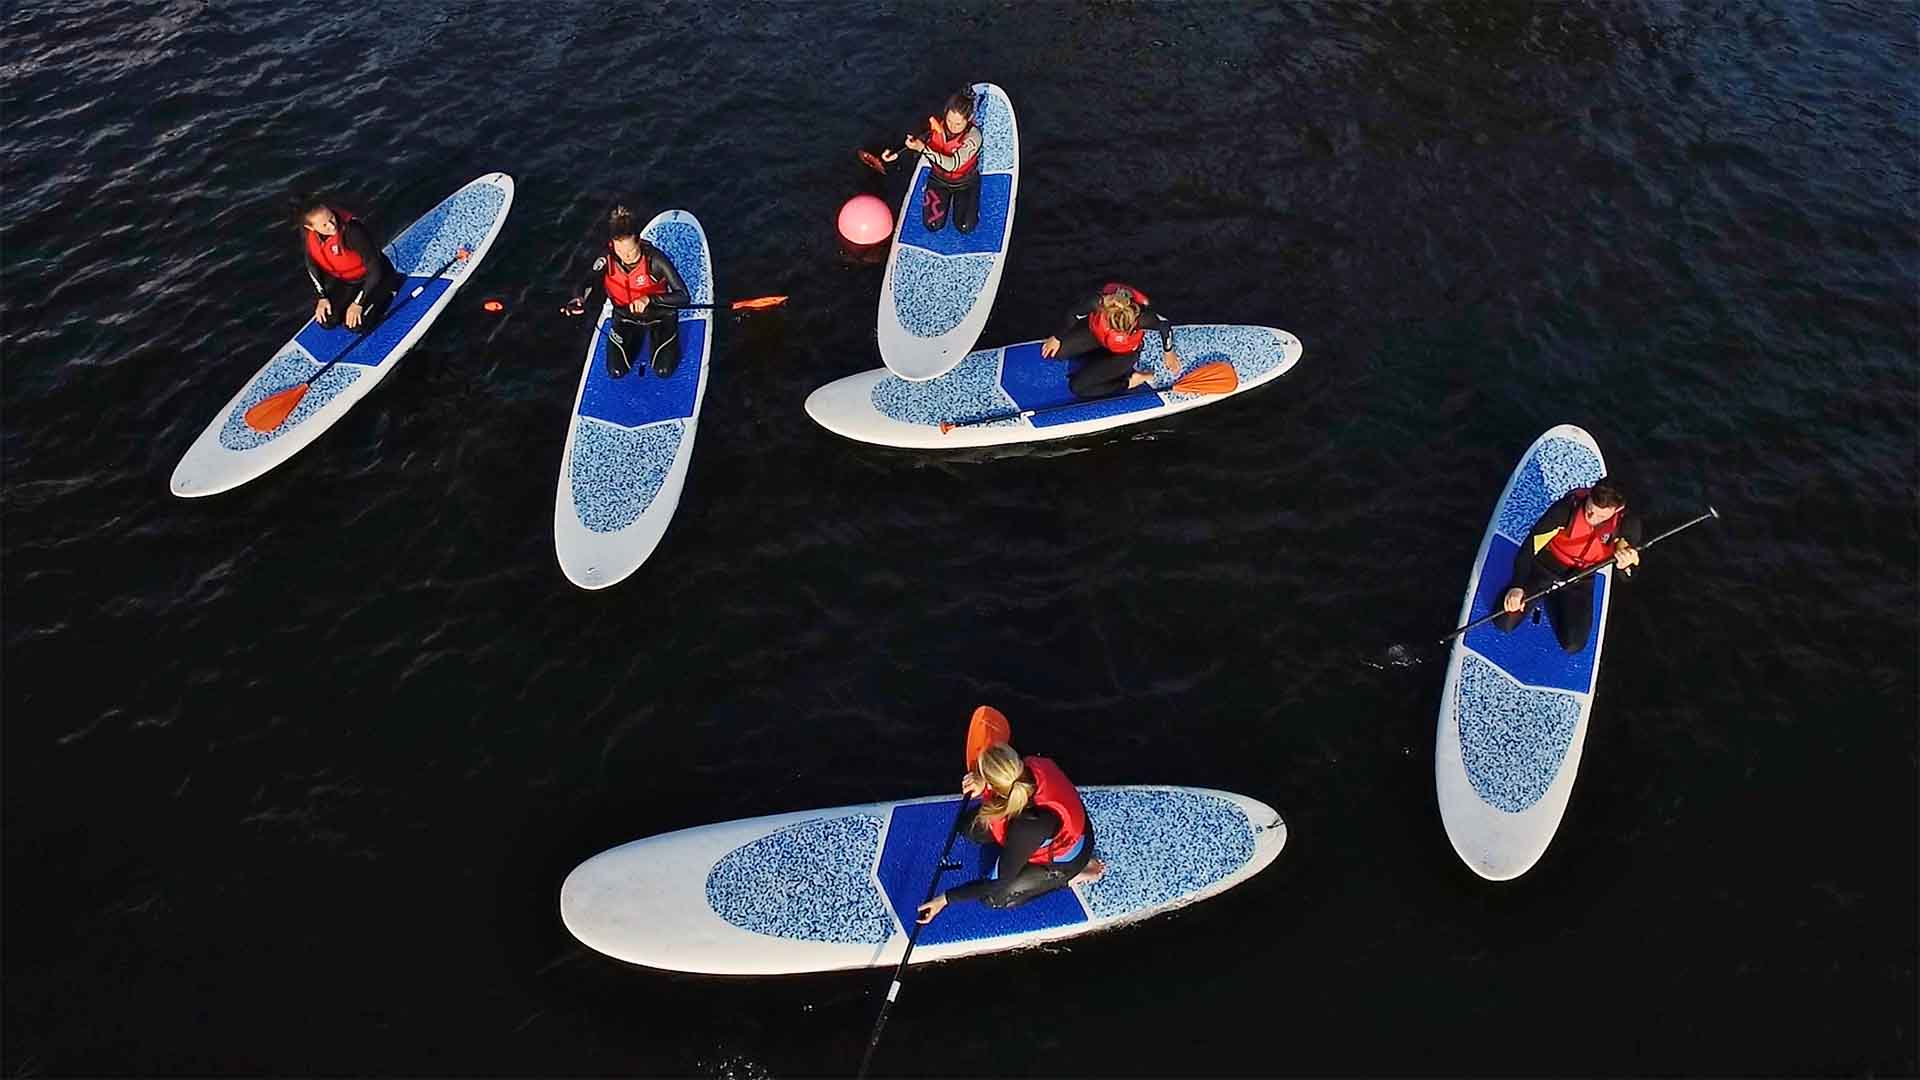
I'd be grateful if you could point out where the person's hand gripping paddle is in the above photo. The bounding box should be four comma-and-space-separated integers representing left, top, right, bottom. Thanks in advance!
855, 705, 1011, 1078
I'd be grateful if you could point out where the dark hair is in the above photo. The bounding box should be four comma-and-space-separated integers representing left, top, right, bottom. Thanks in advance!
608, 204, 638, 241
1589, 477, 1627, 509
943, 87, 976, 122
295, 194, 338, 228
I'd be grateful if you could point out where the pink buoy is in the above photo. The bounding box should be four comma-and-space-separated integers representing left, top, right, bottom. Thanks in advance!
837, 194, 893, 247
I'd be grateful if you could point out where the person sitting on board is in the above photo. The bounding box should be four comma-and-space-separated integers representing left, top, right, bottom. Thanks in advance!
879, 87, 983, 235
560, 205, 692, 379
1495, 477, 1644, 654
915, 743, 1105, 925
301, 199, 400, 333
1040, 283, 1186, 399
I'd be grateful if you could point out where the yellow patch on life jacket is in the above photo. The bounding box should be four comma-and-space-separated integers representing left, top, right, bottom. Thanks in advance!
1530, 528, 1562, 554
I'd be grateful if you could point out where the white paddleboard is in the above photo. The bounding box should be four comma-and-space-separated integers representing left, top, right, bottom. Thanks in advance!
807, 325, 1302, 449
1436, 424, 1613, 881
560, 786, 1286, 975
876, 82, 1018, 382
170, 173, 514, 497
553, 210, 714, 590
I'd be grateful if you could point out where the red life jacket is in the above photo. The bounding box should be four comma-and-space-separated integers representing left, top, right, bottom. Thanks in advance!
1542, 488, 1625, 569
305, 210, 368, 282
603, 243, 667, 309
926, 119, 979, 182
984, 756, 1089, 865
1086, 282, 1152, 353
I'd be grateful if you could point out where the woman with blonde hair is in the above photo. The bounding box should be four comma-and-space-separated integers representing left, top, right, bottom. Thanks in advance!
1040, 282, 1186, 399
916, 743, 1104, 925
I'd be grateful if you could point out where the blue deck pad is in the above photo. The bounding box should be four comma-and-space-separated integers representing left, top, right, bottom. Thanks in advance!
891, 248, 996, 338
568, 418, 683, 533
705, 815, 895, 944
1494, 437, 1605, 542
387, 180, 509, 276
1462, 534, 1607, 693
642, 219, 713, 305
876, 799, 1088, 947
217, 347, 367, 451
291, 276, 452, 369
1455, 653, 1584, 812
895, 171, 1014, 256
869, 347, 1021, 428
576, 315, 708, 428
998, 341, 1164, 428
1075, 790, 1255, 919
973, 86, 1015, 172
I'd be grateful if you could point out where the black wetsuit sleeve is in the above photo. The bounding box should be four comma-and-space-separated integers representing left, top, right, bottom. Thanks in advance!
338, 220, 387, 303
572, 244, 606, 307
1615, 509, 1644, 548
1137, 304, 1175, 351
1054, 294, 1102, 340
1509, 494, 1577, 589
304, 246, 327, 295
639, 240, 692, 309
946, 809, 1062, 905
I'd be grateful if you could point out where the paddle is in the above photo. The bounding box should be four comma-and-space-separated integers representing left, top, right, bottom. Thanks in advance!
938, 360, 1239, 434
856, 704, 1011, 1079
1381, 505, 1721, 665
562, 296, 789, 316
243, 248, 471, 432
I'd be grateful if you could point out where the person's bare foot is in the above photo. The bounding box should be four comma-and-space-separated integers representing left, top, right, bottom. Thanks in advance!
1070, 858, 1105, 886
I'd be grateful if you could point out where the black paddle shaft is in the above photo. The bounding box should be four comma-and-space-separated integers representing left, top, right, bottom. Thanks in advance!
1438, 506, 1720, 645
855, 796, 974, 1079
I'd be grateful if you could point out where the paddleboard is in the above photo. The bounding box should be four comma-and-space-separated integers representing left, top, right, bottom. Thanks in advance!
561, 786, 1286, 975
553, 210, 714, 590
1436, 424, 1612, 881
170, 173, 515, 497
807, 325, 1302, 449
876, 82, 1018, 382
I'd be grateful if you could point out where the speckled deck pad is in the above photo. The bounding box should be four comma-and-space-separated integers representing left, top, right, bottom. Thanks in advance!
1456, 435, 1607, 812
214, 180, 506, 451
870, 325, 1292, 432
889, 85, 1014, 339
566, 217, 712, 533
703, 790, 1256, 947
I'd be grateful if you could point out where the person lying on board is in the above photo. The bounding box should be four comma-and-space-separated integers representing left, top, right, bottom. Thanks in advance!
1041, 283, 1186, 399
560, 205, 692, 379
1495, 477, 1644, 654
916, 743, 1104, 925
300, 199, 400, 333
880, 86, 983, 235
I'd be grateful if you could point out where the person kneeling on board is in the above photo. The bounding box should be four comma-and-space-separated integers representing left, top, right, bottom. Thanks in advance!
880, 87, 983, 235
1041, 283, 1186, 399
1496, 477, 1643, 654
916, 743, 1104, 925
301, 200, 400, 333
560, 205, 692, 379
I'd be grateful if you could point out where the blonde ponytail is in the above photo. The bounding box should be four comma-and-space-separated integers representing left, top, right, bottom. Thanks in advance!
973, 743, 1034, 826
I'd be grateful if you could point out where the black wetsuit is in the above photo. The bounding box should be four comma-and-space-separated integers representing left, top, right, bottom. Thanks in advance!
571, 239, 692, 378
304, 218, 400, 331
945, 806, 1095, 910
1494, 493, 1644, 654
1049, 293, 1177, 399
916, 124, 982, 234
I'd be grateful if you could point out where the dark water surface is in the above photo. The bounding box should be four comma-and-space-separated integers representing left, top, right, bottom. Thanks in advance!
4, 1, 1915, 1075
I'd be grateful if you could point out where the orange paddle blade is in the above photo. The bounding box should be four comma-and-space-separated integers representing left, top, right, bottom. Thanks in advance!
965, 705, 1012, 769
858, 149, 887, 175
1170, 360, 1238, 396
242, 384, 310, 432
729, 295, 789, 311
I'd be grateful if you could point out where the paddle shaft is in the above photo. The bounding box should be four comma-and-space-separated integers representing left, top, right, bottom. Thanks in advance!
303, 249, 468, 387
855, 796, 974, 1079
1439, 506, 1720, 645
944, 378, 1180, 432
